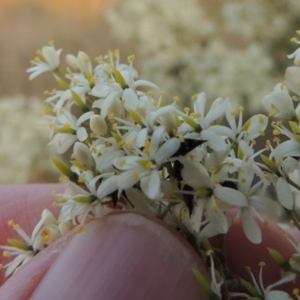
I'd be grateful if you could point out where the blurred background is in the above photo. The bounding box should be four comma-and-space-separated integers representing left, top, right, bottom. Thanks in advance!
0, 0, 299, 183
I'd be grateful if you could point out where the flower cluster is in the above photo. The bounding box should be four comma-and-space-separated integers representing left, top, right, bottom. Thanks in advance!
106, 0, 300, 112
3, 34, 300, 298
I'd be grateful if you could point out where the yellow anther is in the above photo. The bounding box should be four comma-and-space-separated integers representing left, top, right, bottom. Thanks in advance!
13, 224, 20, 230
273, 129, 280, 135
118, 140, 125, 148
239, 106, 244, 111
143, 141, 151, 154
206, 249, 214, 256
132, 172, 139, 181
191, 94, 197, 101
209, 167, 218, 174
41, 228, 50, 243
146, 161, 153, 169
259, 261, 266, 267
273, 137, 281, 143
178, 134, 185, 142
183, 107, 190, 114
213, 178, 220, 185
127, 141, 133, 148
291, 37, 298, 43
127, 55, 135, 63
7, 219, 14, 226
234, 217, 240, 224
111, 123, 118, 131
173, 96, 180, 102
58, 195, 65, 203
152, 100, 158, 107
119, 160, 126, 168
78, 175, 85, 183
108, 113, 115, 120
76, 225, 83, 233
3, 251, 11, 258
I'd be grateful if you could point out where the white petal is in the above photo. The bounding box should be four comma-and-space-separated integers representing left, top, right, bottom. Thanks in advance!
214, 185, 248, 207
77, 127, 88, 142
77, 111, 94, 126
206, 199, 230, 234
275, 140, 300, 160
276, 178, 294, 210
123, 88, 139, 110
141, 170, 161, 199
97, 176, 119, 199
285, 66, 300, 96
155, 138, 180, 165
241, 209, 262, 244
204, 97, 228, 127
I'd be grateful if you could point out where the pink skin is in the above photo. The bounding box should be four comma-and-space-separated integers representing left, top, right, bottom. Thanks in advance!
224, 213, 300, 293
0, 185, 209, 300
0, 186, 300, 299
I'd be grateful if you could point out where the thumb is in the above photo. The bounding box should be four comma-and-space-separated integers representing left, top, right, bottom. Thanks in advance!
2, 213, 210, 300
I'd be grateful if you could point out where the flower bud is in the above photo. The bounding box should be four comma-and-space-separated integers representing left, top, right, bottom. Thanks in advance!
90, 115, 107, 136
73, 142, 95, 170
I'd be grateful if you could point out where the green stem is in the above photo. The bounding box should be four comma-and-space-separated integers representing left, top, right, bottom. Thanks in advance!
286, 176, 300, 191
288, 210, 300, 232
158, 202, 177, 220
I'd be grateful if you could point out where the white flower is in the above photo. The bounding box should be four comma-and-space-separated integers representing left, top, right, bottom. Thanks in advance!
263, 83, 296, 119
49, 110, 93, 153
27, 44, 62, 80
222, 103, 269, 145
58, 175, 113, 225
227, 160, 281, 244
176, 93, 230, 152
0, 210, 62, 277
231, 262, 295, 299
66, 51, 93, 73
273, 123, 300, 160
112, 126, 180, 199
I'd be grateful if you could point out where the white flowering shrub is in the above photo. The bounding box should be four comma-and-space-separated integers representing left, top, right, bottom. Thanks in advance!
106, 0, 300, 112
4, 32, 300, 297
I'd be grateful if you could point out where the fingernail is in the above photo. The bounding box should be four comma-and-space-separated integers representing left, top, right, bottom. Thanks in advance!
30, 212, 209, 300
